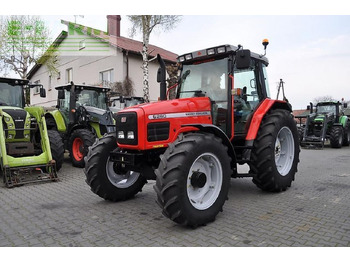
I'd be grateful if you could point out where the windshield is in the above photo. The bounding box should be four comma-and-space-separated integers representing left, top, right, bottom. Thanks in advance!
178, 58, 228, 101
316, 104, 336, 114
76, 89, 107, 110
0, 82, 23, 107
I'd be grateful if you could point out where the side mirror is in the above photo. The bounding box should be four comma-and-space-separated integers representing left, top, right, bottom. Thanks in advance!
58, 89, 65, 99
236, 49, 251, 69
306, 105, 310, 110
40, 87, 46, 98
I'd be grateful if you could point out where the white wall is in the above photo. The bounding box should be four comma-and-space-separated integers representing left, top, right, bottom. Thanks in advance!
30, 32, 166, 106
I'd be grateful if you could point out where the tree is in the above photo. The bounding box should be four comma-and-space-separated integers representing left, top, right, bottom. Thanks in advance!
0, 15, 58, 103
128, 15, 181, 102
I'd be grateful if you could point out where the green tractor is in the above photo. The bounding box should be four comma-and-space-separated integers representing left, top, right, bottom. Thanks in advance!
300, 101, 350, 148
0, 77, 64, 187
45, 82, 115, 167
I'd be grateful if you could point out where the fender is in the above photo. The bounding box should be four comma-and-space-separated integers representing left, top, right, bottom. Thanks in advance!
45, 110, 66, 132
339, 115, 348, 128
183, 124, 237, 176
245, 99, 292, 141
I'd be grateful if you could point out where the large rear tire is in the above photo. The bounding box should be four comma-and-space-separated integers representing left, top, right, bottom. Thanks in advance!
342, 125, 350, 146
250, 109, 300, 192
329, 126, 343, 148
154, 132, 231, 227
84, 133, 146, 201
48, 130, 64, 171
69, 129, 95, 167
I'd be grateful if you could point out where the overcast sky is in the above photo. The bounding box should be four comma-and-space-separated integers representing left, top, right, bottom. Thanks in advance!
2, 1, 349, 109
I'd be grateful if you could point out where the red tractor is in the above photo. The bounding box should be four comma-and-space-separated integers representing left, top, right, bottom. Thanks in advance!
85, 40, 300, 227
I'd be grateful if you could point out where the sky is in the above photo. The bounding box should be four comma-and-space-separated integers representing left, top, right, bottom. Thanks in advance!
1, 1, 350, 110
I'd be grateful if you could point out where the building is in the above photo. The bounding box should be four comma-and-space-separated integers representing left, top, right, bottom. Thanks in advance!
27, 15, 178, 106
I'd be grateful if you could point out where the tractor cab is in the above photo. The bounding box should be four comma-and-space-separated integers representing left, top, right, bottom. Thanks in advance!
56, 83, 110, 125
176, 45, 271, 137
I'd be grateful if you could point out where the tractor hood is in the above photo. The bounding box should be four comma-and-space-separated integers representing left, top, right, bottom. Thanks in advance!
84, 106, 114, 125
122, 97, 212, 118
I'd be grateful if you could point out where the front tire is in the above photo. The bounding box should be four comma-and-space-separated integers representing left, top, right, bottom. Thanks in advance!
85, 133, 146, 201
48, 130, 64, 171
250, 109, 300, 192
154, 132, 231, 227
69, 129, 95, 167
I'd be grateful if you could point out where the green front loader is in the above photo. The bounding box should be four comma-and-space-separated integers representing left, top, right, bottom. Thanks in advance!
0, 77, 64, 187
300, 101, 350, 149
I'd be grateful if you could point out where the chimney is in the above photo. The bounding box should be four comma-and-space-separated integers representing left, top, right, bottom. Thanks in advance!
107, 15, 121, 37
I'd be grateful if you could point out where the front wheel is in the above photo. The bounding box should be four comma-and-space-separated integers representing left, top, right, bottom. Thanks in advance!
84, 133, 146, 201
250, 109, 300, 192
48, 130, 64, 171
69, 129, 95, 167
154, 132, 231, 227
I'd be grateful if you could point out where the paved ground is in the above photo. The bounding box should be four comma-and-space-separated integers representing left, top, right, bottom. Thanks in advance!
0, 146, 349, 247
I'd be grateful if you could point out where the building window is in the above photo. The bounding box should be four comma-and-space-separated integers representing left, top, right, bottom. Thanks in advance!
99, 69, 114, 86
79, 39, 86, 50
48, 75, 52, 91
66, 68, 73, 83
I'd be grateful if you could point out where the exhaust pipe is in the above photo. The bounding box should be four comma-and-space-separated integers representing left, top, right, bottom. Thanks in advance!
157, 54, 167, 101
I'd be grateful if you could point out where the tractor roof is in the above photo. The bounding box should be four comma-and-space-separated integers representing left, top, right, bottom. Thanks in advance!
316, 101, 339, 106
178, 44, 269, 65
55, 83, 110, 92
0, 77, 29, 86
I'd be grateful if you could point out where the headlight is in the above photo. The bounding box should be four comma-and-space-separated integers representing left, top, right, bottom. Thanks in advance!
118, 131, 125, 139
5, 117, 10, 122
207, 48, 215, 55
217, 46, 226, 54
127, 131, 134, 140
185, 54, 193, 60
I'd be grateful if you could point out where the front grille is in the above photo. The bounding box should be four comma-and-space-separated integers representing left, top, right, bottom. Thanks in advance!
116, 112, 138, 145
147, 122, 170, 142
3, 109, 27, 139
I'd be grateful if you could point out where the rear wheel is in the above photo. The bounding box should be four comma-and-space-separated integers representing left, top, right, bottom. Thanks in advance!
48, 130, 64, 171
69, 129, 95, 167
250, 109, 300, 192
85, 133, 146, 201
329, 126, 343, 148
154, 132, 231, 227
342, 125, 350, 146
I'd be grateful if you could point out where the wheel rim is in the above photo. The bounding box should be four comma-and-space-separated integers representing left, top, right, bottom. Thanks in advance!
106, 157, 140, 188
275, 127, 295, 176
187, 153, 223, 210
72, 138, 84, 161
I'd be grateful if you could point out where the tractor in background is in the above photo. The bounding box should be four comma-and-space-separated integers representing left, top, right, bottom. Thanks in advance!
300, 101, 349, 148
45, 82, 115, 167
85, 40, 300, 227
0, 77, 64, 187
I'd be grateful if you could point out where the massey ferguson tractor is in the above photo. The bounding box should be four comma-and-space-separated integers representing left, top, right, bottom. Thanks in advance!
0, 77, 64, 187
85, 40, 300, 227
